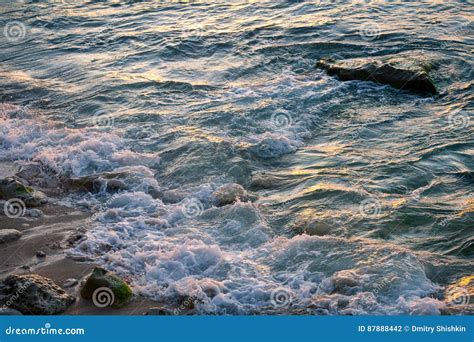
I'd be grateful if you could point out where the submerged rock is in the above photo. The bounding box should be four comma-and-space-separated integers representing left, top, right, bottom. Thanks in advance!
68, 170, 161, 198
0, 274, 75, 315
212, 183, 249, 206
316, 56, 437, 95
249, 172, 282, 190
80, 267, 133, 308
0, 177, 47, 207
0, 229, 22, 244
294, 219, 332, 236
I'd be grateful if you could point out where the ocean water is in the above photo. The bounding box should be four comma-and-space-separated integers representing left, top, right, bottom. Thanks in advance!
0, 1, 473, 314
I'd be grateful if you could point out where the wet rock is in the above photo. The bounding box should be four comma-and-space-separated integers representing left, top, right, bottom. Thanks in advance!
16, 162, 60, 189
330, 270, 361, 295
68, 171, 161, 198
63, 278, 78, 288
36, 250, 46, 258
294, 220, 332, 236
316, 56, 437, 95
145, 307, 175, 315
0, 177, 47, 207
0, 274, 75, 315
212, 183, 249, 206
25, 208, 43, 218
294, 219, 334, 236
249, 172, 281, 190
162, 189, 187, 204
65, 233, 86, 246
15, 162, 42, 181
249, 135, 299, 159
0, 307, 23, 315
444, 275, 474, 306
0, 229, 22, 244
80, 267, 133, 308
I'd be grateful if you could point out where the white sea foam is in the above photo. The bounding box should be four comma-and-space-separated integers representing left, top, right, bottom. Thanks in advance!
0, 104, 446, 315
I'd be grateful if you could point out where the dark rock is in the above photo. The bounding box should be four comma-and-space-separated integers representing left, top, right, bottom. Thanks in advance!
330, 270, 360, 295
16, 162, 60, 189
212, 183, 249, 206
0, 177, 47, 206
0, 274, 75, 315
316, 56, 437, 95
36, 251, 46, 258
15, 162, 42, 181
294, 220, 331, 236
68, 171, 161, 198
65, 233, 86, 246
80, 267, 133, 308
0, 229, 22, 244
145, 307, 175, 315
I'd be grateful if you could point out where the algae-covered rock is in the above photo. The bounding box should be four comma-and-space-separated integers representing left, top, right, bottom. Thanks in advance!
80, 267, 133, 308
316, 55, 437, 95
0, 177, 47, 207
0, 274, 75, 315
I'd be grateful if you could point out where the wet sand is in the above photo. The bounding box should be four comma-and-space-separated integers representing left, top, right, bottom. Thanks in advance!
0, 161, 161, 315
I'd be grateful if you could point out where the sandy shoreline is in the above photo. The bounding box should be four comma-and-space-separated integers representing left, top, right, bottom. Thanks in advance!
0, 161, 161, 315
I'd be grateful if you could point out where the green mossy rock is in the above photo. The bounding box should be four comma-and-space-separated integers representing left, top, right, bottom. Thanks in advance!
80, 267, 133, 308
0, 177, 47, 206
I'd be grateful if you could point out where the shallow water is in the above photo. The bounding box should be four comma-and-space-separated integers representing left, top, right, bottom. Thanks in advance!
0, 2, 473, 314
